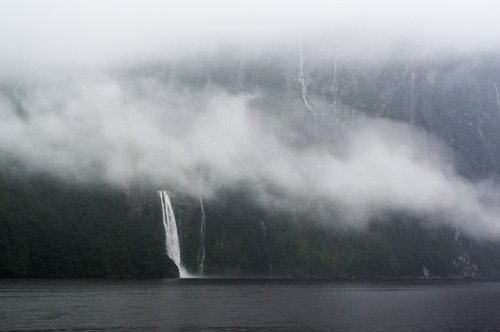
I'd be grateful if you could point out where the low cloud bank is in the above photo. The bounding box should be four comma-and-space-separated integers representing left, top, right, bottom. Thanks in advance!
1, 74, 499, 237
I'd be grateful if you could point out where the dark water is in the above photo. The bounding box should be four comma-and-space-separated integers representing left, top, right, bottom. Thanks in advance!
1, 279, 500, 331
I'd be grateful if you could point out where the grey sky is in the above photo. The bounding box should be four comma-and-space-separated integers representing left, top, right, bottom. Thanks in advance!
1, 0, 499, 75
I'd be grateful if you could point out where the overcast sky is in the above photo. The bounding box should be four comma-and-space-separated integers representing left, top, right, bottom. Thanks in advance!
1, 0, 499, 75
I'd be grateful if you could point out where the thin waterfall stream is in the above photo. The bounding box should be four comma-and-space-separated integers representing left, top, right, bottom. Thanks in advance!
197, 196, 206, 275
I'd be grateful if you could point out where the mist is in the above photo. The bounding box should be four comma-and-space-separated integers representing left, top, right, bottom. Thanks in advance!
1, 0, 500, 76
0, 71, 499, 237
1, 1, 500, 237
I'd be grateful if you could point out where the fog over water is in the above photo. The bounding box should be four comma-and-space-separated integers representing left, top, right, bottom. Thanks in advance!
1, 1, 500, 236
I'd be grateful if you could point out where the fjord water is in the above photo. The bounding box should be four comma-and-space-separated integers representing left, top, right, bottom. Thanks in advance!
1, 279, 500, 331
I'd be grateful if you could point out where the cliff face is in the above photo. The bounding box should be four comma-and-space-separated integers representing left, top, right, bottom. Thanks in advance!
162, 51, 500, 278
141, 51, 500, 180
2, 48, 500, 279
291, 56, 500, 180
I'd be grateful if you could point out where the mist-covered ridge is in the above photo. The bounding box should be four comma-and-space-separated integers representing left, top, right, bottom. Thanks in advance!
1, 48, 500, 237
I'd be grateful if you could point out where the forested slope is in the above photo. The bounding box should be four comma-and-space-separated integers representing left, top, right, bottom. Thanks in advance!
0, 160, 177, 277
2, 160, 500, 279
172, 188, 500, 279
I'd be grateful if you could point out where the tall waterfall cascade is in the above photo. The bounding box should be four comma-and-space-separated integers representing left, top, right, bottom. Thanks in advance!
158, 190, 189, 278
197, 196, 206, 275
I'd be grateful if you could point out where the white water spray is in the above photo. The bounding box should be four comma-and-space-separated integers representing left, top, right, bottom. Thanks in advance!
159, 190, 189, 278
197, 196, 206, 275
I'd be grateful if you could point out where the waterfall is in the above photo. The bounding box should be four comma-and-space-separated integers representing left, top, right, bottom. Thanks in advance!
298, 43, 315, 116
260, 220, 273, 276
197, 196, 206, 275
159, 190, 189, 278
298, 41, 319, 143
493, 82, 500, 111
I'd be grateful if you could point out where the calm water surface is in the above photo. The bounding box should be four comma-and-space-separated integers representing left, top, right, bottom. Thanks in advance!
1, 279, 500, 331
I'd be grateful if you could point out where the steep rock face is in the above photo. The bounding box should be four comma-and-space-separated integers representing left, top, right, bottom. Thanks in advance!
154, 51, 500, 279
147, 51, 500, 181
290, 56, 500, 180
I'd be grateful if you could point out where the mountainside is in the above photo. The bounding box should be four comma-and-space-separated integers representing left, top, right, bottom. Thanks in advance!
170, 187, 500, 279
1, 48, 500, 279
157, 51, 500, 179
154, 51, 500, 278
0, 160, 178, 278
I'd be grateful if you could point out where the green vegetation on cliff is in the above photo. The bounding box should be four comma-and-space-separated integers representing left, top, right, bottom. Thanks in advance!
0, 160, 178, 278
2, 161, 500, 279
172, 188, 500, 279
